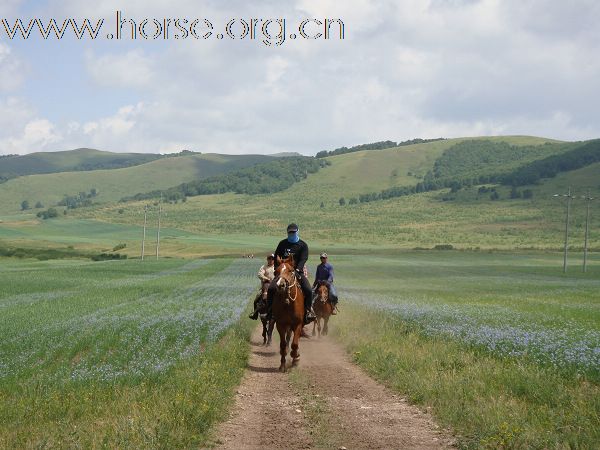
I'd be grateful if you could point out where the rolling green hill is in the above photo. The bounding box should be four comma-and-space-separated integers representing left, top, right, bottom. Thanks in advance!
0, 148, 166, 181
59, 135, 599, 251
0, 153, 275, 213
2, 135, 598, 253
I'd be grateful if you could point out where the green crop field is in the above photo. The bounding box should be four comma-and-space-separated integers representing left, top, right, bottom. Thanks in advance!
1, 250, 598, 448
0, 257, 257, 448
331, 251, 600, 448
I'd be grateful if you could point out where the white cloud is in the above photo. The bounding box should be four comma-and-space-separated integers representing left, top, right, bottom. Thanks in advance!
0, 119, 61, 153
0, 44, 25, 92
85, 50, 155, 88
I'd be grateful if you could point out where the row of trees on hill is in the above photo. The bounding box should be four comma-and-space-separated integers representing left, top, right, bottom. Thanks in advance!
315, 138, 445, 158
341, 139, 598, 205
500, 139, 600, 186
121, 157, 330, 203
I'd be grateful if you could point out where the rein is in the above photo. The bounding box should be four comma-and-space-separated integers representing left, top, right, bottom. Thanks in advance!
276, 264, 300, 304
285, 272, 300, 303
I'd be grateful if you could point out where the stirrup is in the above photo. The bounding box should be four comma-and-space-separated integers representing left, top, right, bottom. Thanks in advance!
304, 311, 316, 324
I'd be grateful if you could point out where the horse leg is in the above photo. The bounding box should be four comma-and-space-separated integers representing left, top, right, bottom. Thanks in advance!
267, 319, 274, 346
312, 319, 317, 336
324, 315, 329, 336
286, 328, 293, 352
291, 323, 302, 366
317, 316, 322, 338
261, 318, 267, 345
277, 324, 287, 372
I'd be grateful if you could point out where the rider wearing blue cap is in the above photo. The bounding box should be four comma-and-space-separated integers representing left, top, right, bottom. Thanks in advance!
266, 223, 316, 324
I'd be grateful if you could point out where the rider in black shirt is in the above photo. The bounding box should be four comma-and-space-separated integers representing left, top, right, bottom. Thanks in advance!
267, 223, 316, 324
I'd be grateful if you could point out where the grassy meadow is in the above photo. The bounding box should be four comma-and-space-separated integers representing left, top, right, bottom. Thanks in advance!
331, 252, 600, 448
0, 257, 256, 448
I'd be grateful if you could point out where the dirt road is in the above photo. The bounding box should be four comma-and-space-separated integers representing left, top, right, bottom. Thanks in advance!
212, 326, 455, 449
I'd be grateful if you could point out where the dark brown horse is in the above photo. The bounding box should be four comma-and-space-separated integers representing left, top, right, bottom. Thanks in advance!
312, 281, 333, 337
272, 255, 305, 372
257, 281, 275, 345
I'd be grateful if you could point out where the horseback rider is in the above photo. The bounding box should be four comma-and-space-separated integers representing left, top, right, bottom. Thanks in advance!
267, 223, 316, 324
313, 252, 339, 314
249, 254, 275, 320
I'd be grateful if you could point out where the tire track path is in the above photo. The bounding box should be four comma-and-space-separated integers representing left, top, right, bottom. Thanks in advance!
213, 326, 455, 449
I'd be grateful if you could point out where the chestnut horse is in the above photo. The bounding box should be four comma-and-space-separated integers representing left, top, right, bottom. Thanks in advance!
272, 255, 305, 372
257, 282, 275, 345
312, 281, 333, 337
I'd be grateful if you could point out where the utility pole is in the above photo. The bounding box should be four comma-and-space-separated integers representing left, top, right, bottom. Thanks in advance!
156, 196, 162, 260
553, 187, 574, 273
141, 205, 147, 260
582, 192, 594, 273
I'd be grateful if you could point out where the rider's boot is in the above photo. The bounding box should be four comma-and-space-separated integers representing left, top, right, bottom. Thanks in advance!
304, 307, 316, 324
248, 298, 260, 320
331, 305, 338, 315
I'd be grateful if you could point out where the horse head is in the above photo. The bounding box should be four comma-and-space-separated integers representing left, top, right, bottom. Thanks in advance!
274, 255, 297, 303
316, 281, 329, 303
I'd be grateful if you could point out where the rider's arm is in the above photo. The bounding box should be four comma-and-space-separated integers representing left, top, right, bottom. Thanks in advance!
273, 241, 285, 268
295, 242, 308, 272
328, 265, 334, 283
258, 265, 267, 281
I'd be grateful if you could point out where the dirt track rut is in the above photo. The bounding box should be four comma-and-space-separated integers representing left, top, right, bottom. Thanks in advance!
212, 325, 455, 449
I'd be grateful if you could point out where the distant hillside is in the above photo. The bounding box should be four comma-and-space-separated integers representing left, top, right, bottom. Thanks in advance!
337, 137, 577, 204
0, 153, 275, 213
0, 148, 170, 182
315, 138, 445, 158
9, 134, 599, 251
122, 156, 329, 202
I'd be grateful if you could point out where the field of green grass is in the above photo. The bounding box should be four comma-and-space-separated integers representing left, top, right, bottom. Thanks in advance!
0, 153, 273, 213
1, 249, 598, 448
331, 252, 600, 448
0, 257, 256, 448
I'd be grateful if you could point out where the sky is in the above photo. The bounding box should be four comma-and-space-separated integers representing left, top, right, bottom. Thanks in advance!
0, 0, 599, 156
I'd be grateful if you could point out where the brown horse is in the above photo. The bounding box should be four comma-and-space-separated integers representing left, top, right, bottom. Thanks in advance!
312, 281, 333, 337
257, 281, 275, 345
272, 255, 305, 372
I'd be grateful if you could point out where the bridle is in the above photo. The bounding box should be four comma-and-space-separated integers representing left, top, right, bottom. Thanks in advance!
275, 263, 300, 304
316, 283, 329, 303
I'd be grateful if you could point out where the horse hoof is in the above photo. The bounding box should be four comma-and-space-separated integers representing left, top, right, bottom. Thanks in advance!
279, 364, 286, 373
292, 358, 300, 367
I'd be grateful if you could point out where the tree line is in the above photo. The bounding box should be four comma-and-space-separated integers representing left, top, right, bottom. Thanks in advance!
340, 140, 598, 205
500, 139, 600, 186
121, 157, 330, 203
315, 138, 445, 158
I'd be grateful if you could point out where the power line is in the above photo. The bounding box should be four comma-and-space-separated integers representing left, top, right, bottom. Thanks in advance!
141, 205, 148, 261
553, 187, 574, 273
580, 192, 594, 273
